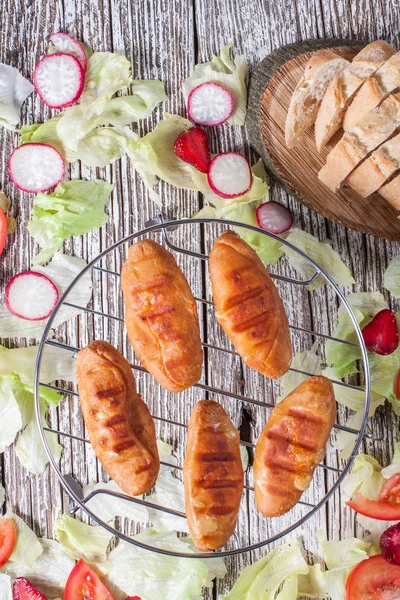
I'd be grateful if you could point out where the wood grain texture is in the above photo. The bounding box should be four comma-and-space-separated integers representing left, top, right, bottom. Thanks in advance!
0, 0, 400, 598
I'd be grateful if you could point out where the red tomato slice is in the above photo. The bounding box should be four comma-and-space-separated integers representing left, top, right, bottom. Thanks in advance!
347, 472, 400, 521
346, 554, 400, 599
64, 559, 116, 600
0, 518, 15, 567
0, 207, 7, 255
380, 473, 400, 503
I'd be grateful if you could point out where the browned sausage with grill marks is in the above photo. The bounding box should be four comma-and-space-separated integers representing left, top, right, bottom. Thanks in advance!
76, 340, 159, 496
121, 240, 203, 392
184, 400, 244, 551
209, 230, 292, 379
254, 376, 336, 517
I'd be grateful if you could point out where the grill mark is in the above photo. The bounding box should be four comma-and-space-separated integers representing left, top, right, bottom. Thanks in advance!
113, 439, 136, 453
129, 274, 168, 294
197, 452, 237, 462
140, 304, 175, 319
263, 484, 294, 498
95, 384, 125, 399
104, 414, 126, 428
266, 429, 320, 453
134, 461, 152, 474
230, 310, 270, 334
208, 505, 235, 516
263, 456, 299, 473
287, 407, 326, 425
199, 479, 242, 490
224, 285, 269, 311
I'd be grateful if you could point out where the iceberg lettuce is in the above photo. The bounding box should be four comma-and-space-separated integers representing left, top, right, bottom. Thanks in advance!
28, 179, 114, 265
55, 513, 113, 563
341, 454, 384, 501
6, 512, 43, 567
0, 63, 33, 130
277, 343, 321, 402
182, 45, 248, 126
0, 378, 22, 453
384, 253, 400, 297
0, 574, 12, 600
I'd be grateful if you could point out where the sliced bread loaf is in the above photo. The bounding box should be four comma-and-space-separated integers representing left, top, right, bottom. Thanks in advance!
379, 174, 400, 209
315, 41, 395, 152
285, 49, 349, 148
343, 52, 400, 131
318, 93, 400, 192
347, 132, 400, 197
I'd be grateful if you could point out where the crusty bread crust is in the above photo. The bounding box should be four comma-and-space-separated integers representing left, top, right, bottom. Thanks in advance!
184, 400, 244, 551
379, 173, 400, 209
318, 93, 400, 192
315, 41, 395, 152
285, 49, 349, 148
121, 240, 203, 392
343, 52, 400, 131
347, 132, 400, 197
254, 376, 336, 518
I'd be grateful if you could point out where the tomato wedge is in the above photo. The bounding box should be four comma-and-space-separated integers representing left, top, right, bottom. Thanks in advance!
346, 554, 400, 599
0, 518, 15, 566
0, 207, 7, 256
346, 473, 400, 520
64, 559, 116, 600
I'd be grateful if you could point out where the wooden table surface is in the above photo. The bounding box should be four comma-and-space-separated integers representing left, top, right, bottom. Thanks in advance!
1, 0, 400, 598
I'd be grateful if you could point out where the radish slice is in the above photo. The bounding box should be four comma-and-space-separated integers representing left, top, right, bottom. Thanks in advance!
49, 32, 87, 70
256, 202, 293, 234
8, 143, 64, 193
34, 53, 84, 109
187, 82, 234, 126
5, 272, 59, 321
208, 152, 252, 199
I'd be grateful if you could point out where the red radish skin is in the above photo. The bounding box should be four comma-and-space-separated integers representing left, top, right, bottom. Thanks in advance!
49, 32, 87, 70
13, 577, 47, 600
187, 82, 234, 126
5, 272, 59, 321
380, 523, 400, 565
256, 202, 293, 234
208, 152, 252, 199
34, 53, 84, 109
361, 309, 399, 356
8, 143, 65, 193
173, 127, 210, 173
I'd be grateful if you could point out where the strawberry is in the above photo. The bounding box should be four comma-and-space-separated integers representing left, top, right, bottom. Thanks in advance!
13, 578, 47, 600
361, 308, 399, 355
173, 126, 210, 173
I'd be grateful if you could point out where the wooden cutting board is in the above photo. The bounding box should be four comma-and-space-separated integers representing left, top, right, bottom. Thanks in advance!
247, 39, 400, 241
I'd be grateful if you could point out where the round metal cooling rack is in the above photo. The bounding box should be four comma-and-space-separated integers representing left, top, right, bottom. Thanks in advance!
34, 217, 371, 559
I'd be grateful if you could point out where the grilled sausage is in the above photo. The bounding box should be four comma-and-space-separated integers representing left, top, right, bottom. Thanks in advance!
209, 230, 292, 379
184, 400, 244, 551
76, 340, 159, 496
121, 240, 203, 392
254, 376, 336, 517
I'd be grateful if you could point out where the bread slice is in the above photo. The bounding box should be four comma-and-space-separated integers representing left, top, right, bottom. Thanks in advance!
318, 93, 400, 192
343, 52, 400, 131
347, 132, 400, 197
379, 174, 400, 209
315, 41, 396, 152
285, 50, 349, 148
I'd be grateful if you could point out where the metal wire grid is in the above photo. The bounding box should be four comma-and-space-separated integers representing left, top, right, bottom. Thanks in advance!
34, 218, 371, 558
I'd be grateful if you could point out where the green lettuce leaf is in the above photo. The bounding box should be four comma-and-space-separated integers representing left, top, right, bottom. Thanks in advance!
325, 309, 366, 379
384, 253, 400, 297
283, 228, 355, 290
297, 564, 329, 598
0, 574, 12, 600
0, 252, 93, 338
221, 539, 309, 599
103, 528, 226, 600
84, 479, 150, 524
6, 512, 43, 567
1, 538, 74, 599
337, 291, 387, 318
368, 347, 400, 415
0, 378, 23, 453
182, 45, 248, 125
0, 343, 76, 385
0, 64, 33, 131
278, 343, 321, 402
341, 454, 384, 501
20, 117, 64, 155
55, 513, 113, 563
64, 126, 129, 167
28, 179, 114, 265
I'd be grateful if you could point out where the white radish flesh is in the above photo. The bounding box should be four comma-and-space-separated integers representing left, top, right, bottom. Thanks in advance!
187, 82, 234, 126
49, 32, 87, 70
256, 202, 293, 234
208, 152, 252, 198
34, 53, 84, 108
5, 272, 59, 321
8, 143, 64, 193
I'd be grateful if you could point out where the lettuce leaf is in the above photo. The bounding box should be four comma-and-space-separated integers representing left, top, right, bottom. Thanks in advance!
64, 126, 129, 167
0, 378, 23, 453
1, 538, 74, 599
0, 252, 93, 338
0, 64, 33, 130
283, 228, 355, 290
55, 513, 112, 563
384, 253, 400, 297
337, 291, 387, 318
0, 343, 76, 385
297, 564, 329, 598
0, 482, 5, 510
0, 574, 12, 600
28, 179, 114, 265
84, 479, 150, 524
368, 347, 400, 415
6, 512, 43, 567
277, 343, 321, 402
221, 539, 308, 599
182, 45, 248, 125
381, 441, 400, 479
325, 309, 365, 379
103, 528, 226, 600
341, 454, 384, 501
20, 117, 64, 155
